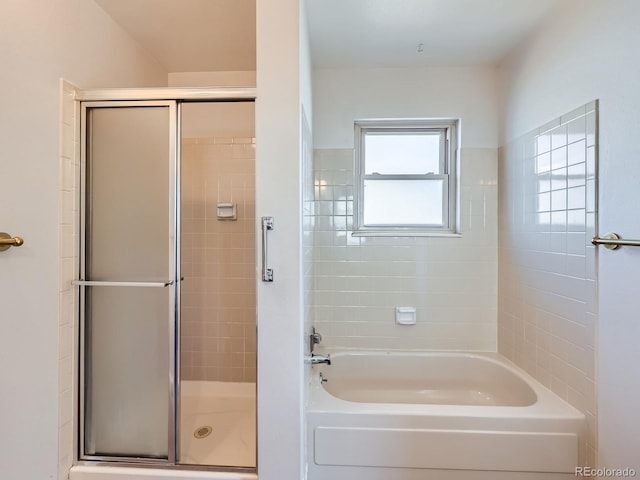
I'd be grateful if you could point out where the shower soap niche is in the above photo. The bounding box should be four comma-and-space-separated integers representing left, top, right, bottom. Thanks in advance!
217, 203, 237, 220
395, 307, 416, 325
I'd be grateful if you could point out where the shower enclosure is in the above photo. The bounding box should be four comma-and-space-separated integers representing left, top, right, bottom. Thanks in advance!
75, 89, 256, 471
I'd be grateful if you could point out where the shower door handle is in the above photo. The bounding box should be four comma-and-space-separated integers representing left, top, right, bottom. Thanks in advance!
261, 216, 274, 282
72, 280, 174, 287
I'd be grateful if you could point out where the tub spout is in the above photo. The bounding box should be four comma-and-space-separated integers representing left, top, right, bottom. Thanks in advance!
307, 353, 331, 365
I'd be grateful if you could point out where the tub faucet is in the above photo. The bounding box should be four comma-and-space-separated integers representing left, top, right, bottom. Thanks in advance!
308, 353, 331, 365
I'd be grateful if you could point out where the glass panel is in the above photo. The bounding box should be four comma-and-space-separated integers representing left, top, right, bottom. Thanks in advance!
364, 131, 442, 174
86, 107, 170, 281
85, 286, 169, 457
83, 105, 172, 459
363, 179, 444, 226
179, 102, 256, 467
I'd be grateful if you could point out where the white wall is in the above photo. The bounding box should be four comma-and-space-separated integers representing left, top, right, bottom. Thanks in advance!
499, 0, 640, 470
255, 0, 307, 478
313, 67, 498, 149
180, 101, 255, 138
299, 3, 313, 124
167, 71, 257, 145
0, 2, 167, 480
168, 70, 256, 87
300, 3, 314, 474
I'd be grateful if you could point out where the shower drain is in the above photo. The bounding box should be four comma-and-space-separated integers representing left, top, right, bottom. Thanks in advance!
194, 425, 213, 439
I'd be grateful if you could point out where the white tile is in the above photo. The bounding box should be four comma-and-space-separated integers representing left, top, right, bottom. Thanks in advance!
549, 232, 567, 254
567, 209, 586, 232
551, 125, 568, 150
586, 179, 597, 213
567, 139, 586, 166
566, 115, 586, 144
550, 168, 566, 191
565, 254, 586, 279
551, 146, 567, 170
567, 162, 586, 188
536, 152, 551, 173
537, 192, 551, 212
536, 132, 552, 154
497, 103, 597, 463
551, 189, 567, 211
567, 186, 586, 210
586, 112, 597, 147
567, 232, 586, 255
586, 147, 597, 179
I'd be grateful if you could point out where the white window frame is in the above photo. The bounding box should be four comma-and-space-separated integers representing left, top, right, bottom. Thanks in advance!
353, 119, 459, 236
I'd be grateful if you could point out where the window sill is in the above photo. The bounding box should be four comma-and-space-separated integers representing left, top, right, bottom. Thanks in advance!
351, 230, 462, 238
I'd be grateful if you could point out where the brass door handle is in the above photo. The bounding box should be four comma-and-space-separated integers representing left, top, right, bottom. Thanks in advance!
0, 232, 24, 252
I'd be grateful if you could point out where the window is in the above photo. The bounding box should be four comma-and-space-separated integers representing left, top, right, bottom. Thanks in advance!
354, 119, 458, 235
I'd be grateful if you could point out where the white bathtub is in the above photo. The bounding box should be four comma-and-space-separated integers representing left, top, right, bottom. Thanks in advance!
307, 351, 585, 480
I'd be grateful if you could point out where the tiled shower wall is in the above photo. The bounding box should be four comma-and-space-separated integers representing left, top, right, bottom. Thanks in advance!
180, 137, 256, 382
302, 109, 315, 351
498, 101, 598, 466
58, 79, 78, 480
302, 107, 315, 409
311, 148, 498, 350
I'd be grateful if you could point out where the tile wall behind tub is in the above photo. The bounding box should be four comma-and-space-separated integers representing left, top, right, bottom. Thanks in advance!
180, 137, 256, 383
311, 148, 498, 350
302, 108, 315, 362
498, 102, 598, 466
303, 108, 315, 344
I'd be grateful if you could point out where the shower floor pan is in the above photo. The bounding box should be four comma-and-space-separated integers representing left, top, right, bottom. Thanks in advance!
180, 380, 256, 468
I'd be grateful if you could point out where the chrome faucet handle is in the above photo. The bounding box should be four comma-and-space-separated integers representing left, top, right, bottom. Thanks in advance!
310, 327, 322, 353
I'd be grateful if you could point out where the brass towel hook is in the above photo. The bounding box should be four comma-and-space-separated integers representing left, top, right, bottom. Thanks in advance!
0, 232, 24, 252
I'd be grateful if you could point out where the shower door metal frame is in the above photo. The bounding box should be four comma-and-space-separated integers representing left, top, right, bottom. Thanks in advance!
75, 87, 257, 471
78, 99, 178, 465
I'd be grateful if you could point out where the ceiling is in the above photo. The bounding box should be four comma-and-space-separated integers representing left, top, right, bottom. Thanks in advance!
307, 0, 564, 68
95, 0, 562, 72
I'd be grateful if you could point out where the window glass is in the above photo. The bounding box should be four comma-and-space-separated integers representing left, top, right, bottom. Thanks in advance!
363, 179, 444, 226
364, 132, 442, 175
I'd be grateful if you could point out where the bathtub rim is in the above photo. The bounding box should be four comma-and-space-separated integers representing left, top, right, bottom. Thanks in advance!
308, 349, 585, 421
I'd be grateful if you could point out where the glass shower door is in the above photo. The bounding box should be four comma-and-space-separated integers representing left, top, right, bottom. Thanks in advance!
79, 102, 177, 460
178, 101, 256, 468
